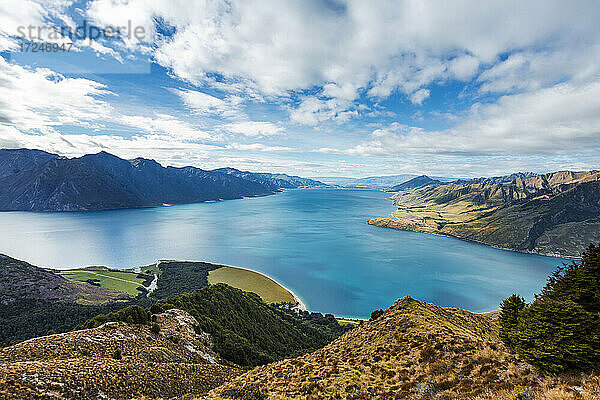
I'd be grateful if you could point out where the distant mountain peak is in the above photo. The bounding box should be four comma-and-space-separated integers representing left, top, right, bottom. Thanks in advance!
387, 175, 442, 192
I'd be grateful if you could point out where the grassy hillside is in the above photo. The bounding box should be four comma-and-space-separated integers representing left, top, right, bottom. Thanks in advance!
370, 170, 600, 257
210, 296, 600, 399
0, 254, 137, 345
208, 266, 296, 304
58, 266, 150, 296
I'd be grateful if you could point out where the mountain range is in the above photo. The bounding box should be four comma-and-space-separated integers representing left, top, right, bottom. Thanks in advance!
0, 149, 323, 211
316, 174, 452, 189
370, 170, 600, 257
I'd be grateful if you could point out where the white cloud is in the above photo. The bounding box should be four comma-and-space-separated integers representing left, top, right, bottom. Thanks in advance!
409, 89, 430, 105
289, 97, 357, 126
85, 0, 600, 125
321, 79, 600, 157
3, 1, 600, 177
223, 121, 283, 137
0, 58, 112, 131
120, 113, 216, 142
174, 89, 243, 119
449, 55, 480, 81
0, 126, 221, 165
226, 143, 295, 152
0, 0, 46, 50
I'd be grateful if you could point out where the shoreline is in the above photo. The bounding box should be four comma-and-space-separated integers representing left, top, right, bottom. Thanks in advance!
206, 263, 308, 311
368, 218, 579, 260
53, 258, 308, 311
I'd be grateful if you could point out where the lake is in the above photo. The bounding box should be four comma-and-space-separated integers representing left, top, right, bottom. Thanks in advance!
0, 188, 566, 318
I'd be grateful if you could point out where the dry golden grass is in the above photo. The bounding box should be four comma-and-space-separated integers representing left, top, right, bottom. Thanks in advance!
205, 297, 598, 400
0, 309, 240, 399
208, 266, 295, 304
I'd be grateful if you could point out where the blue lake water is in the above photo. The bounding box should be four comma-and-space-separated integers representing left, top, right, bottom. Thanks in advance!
0, 188, 566, 318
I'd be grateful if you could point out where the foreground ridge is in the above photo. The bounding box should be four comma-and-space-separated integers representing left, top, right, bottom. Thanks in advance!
206, 296, 599, 399
0, 309, 240, 399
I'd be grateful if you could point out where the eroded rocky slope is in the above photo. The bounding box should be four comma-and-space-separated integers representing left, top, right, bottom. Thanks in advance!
0, 309, 240, 399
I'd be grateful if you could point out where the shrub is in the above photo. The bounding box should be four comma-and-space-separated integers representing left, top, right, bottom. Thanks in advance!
81, 305, 151, 329
112, 349, 122, 360
150, 323, 160, 334
370, 309, 384, 321
538, 243, 600, 313
511, 299, 598, 374
498, 294, 525, 349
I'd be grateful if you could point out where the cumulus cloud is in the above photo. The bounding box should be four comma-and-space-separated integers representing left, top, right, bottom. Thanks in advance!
3, 1, 600, 176
85, 0, 600, 125
0, 58, 112, 131
322, 80, 600, 157
223, 121, 283, 137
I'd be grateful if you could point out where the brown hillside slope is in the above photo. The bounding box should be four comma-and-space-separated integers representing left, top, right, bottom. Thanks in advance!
0, 309, 240, 399
369, 171, 600, 258
206, 297, 599, 399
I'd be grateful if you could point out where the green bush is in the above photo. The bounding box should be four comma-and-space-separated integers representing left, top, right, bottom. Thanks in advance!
370, 309, 384, 321
81, 305, 151, 329
150, 323, 160, 334
151, 284, 350, 367
112, 349, 122, 360
499, 243, 600, 374
539, 243, 600, 313
498, 294, 525, 349
512, 299, 598, 373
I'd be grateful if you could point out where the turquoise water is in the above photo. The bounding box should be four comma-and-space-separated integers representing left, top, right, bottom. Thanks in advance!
0, 188, 565, 318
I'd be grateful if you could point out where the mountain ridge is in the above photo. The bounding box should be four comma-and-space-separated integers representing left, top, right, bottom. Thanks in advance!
207, 295, 599, 399
0, 149, 323, 211
369, 170, 600, 257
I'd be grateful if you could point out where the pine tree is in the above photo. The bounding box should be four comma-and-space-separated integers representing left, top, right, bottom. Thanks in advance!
512, 299, 598, 374
498, 294, 525, 349
499, 242, 600, 374
539, 243, 600, 313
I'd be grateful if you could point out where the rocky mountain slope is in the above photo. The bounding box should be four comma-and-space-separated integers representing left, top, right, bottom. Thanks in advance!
452, 172, 537, 186
208, 296, 599, 399
1, 292, 597, 399
370, 170, 600, 257
0, 309, 240, 399
0, 149, 322, 211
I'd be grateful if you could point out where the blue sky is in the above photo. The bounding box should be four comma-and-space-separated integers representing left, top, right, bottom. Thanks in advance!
1, 0, 600, 178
